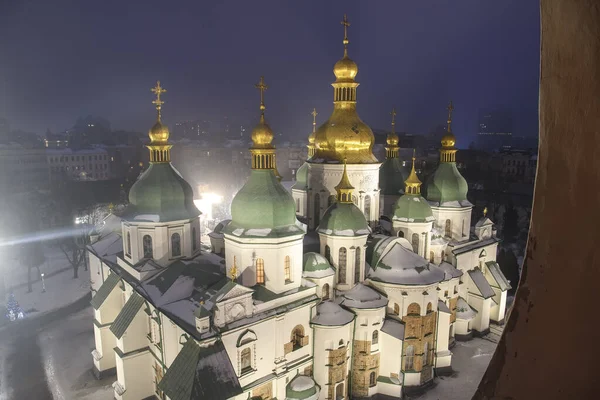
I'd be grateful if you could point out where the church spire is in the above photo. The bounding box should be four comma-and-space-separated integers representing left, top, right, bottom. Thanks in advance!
147, 81, 172, 163
440, 100, 458, 163
386, 107, 400, 159
308, 108, 317, 158
250, 76, 276, 170
404, 149, 422, 195
335, 157, 355, 203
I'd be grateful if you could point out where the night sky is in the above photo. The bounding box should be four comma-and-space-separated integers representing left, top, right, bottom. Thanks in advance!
0, 0, 540, 146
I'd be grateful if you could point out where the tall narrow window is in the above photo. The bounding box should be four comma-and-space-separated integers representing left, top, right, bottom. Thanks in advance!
338, 247, 347, 284
295, 198, 300, 213
404, 345, 415, 370
411, 233, 419, 254
126, 232, 131, 256
394, 303, 400, 315
445, 219, 452, 237
398, 230, 404, 238
372, 330, 379, 345
240, 348, 252, 373
325, 245, 331, 263
429, 251, 434, 263
369, 371, 376, 387
284, 256, 291, 282
313, 194, 320, 227
143, 235, 153, 258
354, 247, 361, 284
171, 233, 181, 257
256, 258, 265, 284
462, 219, 466, 237
322, 283, 330, 300
192, 227, 197, 251
364, 195, 371, 221
423, 342, 429, 366
291, 325, 305, 350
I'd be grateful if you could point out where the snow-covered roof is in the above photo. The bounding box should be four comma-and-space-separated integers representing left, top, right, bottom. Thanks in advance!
438, 261, 463, 281
475, 217, 494, 227
428, 199, 473, 208
286, 375, 319, 400
311, 301, 354, 327
302, 252, 335, 278
452, 237, 500, 255
87, 231, 123, 264
337, 283, 388, 309
468, 268, 496, 299
486, 261, 512, 291
212, 219, 231, 235
456, 297, 477, 320
381, 317, 405, 340
438, 300, 451, 314
368, 240, 446, 286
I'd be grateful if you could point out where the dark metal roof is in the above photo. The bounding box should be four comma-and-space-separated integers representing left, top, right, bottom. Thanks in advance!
468, 268, 495, 299
90, 272, 121, 309
486, 261, 512, 291
452, 237, 500, 255
381, 317, 405, 340
159, 339, 242, 400
110, 292, 145, 339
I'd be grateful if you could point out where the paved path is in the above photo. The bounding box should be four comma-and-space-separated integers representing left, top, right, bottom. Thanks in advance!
0, 293, 91, 400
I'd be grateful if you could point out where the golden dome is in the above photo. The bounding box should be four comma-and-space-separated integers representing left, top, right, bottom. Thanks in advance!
441, 132, 456, 148
333, 55, 358, 81
149, 121, 170, 144
386, 132, 399, 147
251, 114, 274, 149
308, 131, 316, 144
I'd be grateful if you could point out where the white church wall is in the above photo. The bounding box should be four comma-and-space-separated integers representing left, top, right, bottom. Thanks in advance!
430, 206, 473, 242
304, 275, 335, 301
454, 242, 499, 273
468, 296, 491, 333
435, 311, 451, 366
312, 322, 354, 400
94, 281, 122, 325
391, 221, 432, 259
379, 332, 403, 382
114, 350, 154, 400
292, 188, 308, 219
117, 306, 148, 354
318, 234, 368, 290
93, 324, 116, 373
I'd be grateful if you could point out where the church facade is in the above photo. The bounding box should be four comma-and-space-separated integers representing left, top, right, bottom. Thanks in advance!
88, 16, 511, 400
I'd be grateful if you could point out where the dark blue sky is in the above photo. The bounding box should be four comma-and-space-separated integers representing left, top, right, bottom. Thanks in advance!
0, 0, 540, 145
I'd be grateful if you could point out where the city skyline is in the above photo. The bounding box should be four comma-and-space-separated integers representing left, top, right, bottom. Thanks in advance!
0, 0, 540, 146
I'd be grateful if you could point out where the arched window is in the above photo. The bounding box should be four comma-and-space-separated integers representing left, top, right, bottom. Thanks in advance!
423, 341, 430, 366
126, 232, 131, 256
325, 245, 331, 263
143, 235, 153, 258
372, 330, 379, 345
322, 283, 330, 300
295, 198, 300, 213
407, 303, 421, 316
256, 258, 265, 284
429, 251, 434, 263
339, 339, 344, 346
445, 219, 452, 237
404, 345, 415, 370
364, 195, 371, 220
411, 233, 419, 254
335, 383, 344, 398
394, 303, 400, 315
240, 348, 252, 373
291, 325, 305, 350
338, 247, 347, 284
354, 247, 361, 284
441, 250, 445, 261
192, 227, 197, 251
313, 194, 321, 227
284, 256, 291, 282
369, 371, 376, 387
427, 302, 433, 314
171, 233, 181, 257
398, 230, 404, 238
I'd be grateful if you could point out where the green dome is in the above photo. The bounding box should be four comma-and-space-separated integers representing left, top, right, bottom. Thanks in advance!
392, 194, 434, 223
317, 202, 370, 237
303, 252, 334, 277
292, 162, 309, 190
425, 162, 471, 206
286, 375, 319, 400
379, 158, 406, 195
224, 170, 302, 238
124, 163, 200, 222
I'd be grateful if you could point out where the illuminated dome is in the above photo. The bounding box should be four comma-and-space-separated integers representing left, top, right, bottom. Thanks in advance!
333, 55, 358, 81
251, 115, 274, 149
441, 132, 456, 148
149, 121, 170, 144
387, 132, 399, 147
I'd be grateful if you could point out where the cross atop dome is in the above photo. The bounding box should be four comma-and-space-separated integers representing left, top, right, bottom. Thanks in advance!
447, 100, 454, 133
151, 81, 167, 121
255, 76, 268, 113
341, 14, 350, 50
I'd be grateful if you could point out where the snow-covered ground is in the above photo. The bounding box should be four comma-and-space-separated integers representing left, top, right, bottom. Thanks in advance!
2, 244, 90, 320
408, 338, 498, 400
40, 307, 113, 400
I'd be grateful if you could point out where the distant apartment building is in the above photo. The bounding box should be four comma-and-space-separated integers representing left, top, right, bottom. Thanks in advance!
476, 108, 514, 151
47, 148, 110, 181
499, 148, 537, 184
0, 144, 49, 194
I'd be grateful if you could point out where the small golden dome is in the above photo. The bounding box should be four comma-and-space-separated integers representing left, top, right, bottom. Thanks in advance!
251, 115, 274, 148
441, 132, 456, 148
334, 55, 358, 81
308, 131, 316, 144
386, 133, 399, 147
149, 121, 170, 144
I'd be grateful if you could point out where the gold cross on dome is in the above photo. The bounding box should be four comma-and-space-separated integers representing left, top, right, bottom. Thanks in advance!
255, 76, 268, 111
483, 207, 488, 217
311, 108, 318, 130
447, 100, 454, 132
151, 81, 166, 109
391, 107, 397, 132
341, 14, 350, 41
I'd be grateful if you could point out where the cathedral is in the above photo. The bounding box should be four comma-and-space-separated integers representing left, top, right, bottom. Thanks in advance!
87, 15, 511, 400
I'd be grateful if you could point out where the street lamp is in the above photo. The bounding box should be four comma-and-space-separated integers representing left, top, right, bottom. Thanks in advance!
41, 273, 46, 293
